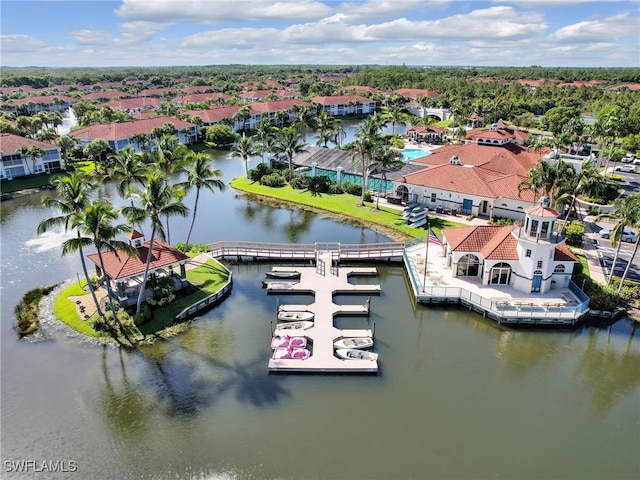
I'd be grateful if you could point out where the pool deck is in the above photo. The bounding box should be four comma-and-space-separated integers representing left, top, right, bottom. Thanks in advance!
266, 251, 380, 374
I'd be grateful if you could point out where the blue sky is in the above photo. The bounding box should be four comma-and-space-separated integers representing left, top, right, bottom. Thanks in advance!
1, 0, 638, 68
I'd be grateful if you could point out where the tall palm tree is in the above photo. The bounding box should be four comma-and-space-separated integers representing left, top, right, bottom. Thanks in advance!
274, 127, 308, 179
370, 145, 403, 209
18, 146, 44, 175
83, 138, 112, 175
37, 172, 103, 316
153, 134, 188, 244
351, 135, 375, 206
123, 173, 189, 316
254, 117, 276, 164
595, 194, 640, 286
56, 135, 78, 169
383, 106, 407, 135
293, 105, 316, 142
559, 159, 608, 230
106, 146, 148, 206
180, 151, 225, 250
231, 133, 256, 177
72, 201, 136, 346
315, 110, 335, 147
332, 118, 346, 147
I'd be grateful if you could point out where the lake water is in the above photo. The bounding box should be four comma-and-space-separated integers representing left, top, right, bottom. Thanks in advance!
1, 122, 639, 480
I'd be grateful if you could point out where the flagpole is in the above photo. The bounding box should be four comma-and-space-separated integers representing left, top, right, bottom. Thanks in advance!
422, 221, 429, 292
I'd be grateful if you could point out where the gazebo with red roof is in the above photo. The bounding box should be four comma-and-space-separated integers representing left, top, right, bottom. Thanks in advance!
87, 230, 190, 307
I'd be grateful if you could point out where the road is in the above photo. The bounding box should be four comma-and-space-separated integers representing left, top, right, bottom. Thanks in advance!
592, 230, 639, 282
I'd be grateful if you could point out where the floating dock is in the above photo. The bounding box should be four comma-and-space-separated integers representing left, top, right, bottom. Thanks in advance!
266, 252, 380, 374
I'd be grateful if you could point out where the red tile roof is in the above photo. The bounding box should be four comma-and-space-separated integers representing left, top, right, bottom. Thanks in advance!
8, 94, 76, 105
554, 242, 578, 262
249, 99, 309, 113
311, 95, 374, 105
0, 133, 59, 153
408, 125, 445, 135
70, 116, 195, 141
81, 91, 130, 101
87, 239, 188, 280
183, 106, 242, 123
443, 225, 519, 260
395, 88, 439, 99
525, 205, 559, 217
102, 97, 162, 110
178, 92, 231, 104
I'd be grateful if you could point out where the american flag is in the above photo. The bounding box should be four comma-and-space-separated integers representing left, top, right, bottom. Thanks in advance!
428, 228, 442, 246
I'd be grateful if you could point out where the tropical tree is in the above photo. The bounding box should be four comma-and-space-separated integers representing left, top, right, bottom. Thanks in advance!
72, 201, 136, 346
370, 145, 403, 209
83, 138, 112, 175
18, 145, 45, 175
123, 173, 189, 317
559, 159, 608, 229
350, 135, 375, 206
293, 105, 316, 142
332, 118, 347, 147
315, 110, 335, 147
383, 106, 407, 135
517, 159, 574, 207
56, 135, 78, 168
180, 152, 226, 250
106, 146, 148, 206
37, 172, 103, 316
231, 133, 256, 177
274, 126, 308, 179
254, 117, 276, 164
594, 194, 640, 286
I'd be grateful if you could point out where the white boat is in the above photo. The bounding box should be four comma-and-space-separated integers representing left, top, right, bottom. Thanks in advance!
272, 347, 311, 360
262, 281, 298, 289
333, 337, 373, 350
336, 349, 378, 361
265, 270, 301, 279
409, 217, 427, 228
274, 321, 314, 331
271, 335, 307, 349
408, 208, 427, 221
277, 310, 314, 322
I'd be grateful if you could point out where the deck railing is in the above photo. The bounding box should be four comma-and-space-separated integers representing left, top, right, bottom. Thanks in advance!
175, 273, 233, 321
403, 251, 590, 324
205, 241, 405, 261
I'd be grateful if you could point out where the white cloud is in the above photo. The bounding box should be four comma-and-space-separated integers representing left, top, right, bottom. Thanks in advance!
70, 29, 113, 46
115, 0, 332, 23
118, 21, 172, 43
181, 27, 279, 49
546, 13, 636, 42
1, 34, 52, 53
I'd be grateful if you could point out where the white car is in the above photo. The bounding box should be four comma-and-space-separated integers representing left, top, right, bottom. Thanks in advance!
614, 165, 637, 173
599, 229, 637, 243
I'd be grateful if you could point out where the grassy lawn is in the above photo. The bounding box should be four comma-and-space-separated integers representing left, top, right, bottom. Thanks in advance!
570, 248, 590, 277
137, 259, 230, 334
231, 177, 466, 240
54, 281, 105, 337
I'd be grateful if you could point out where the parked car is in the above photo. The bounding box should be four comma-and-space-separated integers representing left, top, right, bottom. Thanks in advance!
599, 229, 637, 242
614, 165, 637, 173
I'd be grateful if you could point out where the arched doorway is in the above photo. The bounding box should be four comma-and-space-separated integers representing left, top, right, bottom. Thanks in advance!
457, 254, 480, 277
396, 185, 409, 203
490, 262, 512, 285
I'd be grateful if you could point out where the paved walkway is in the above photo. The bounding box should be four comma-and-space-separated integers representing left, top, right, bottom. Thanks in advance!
581, 215, 607, 284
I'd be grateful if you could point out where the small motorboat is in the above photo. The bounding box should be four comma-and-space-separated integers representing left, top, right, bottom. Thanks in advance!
272, 347, 311, 360
336, 349, 378, 361
274, 321, 314, 331
277, 310, 314, 322
271, 335, 307, 349
265, 270, 301, 279
262, 281, 298, 289
333, 337, 373, 350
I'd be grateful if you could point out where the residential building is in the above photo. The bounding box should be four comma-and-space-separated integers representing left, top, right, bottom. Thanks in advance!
0, 133, 63, 179
311, 95, 376, 116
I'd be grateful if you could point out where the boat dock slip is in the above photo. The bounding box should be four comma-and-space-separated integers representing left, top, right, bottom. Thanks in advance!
267, 253, 380, 374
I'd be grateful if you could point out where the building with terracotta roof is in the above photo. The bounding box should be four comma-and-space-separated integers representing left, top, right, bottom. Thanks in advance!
173, 92, 231, 107
1, 94, 77, 115
394, 88, 439, 100
441, 198, 578, 295
0, 133, 63, 179
69, 116, 197, 152
406, 125, 446, 144
101, 97, 162, 115
311, 95, 376, 116
393, 138, 543, 220
465, 122, 529, 145
87, 230, 189, 307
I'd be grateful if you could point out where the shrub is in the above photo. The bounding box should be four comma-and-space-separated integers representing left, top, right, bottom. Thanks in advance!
260, 172, 286, 187
290, 173, 311, 190
342, 182, 362, 196
307, 175, 332, 193
328, 183, 344, 194
363, 190, 373, 202
248, 163, 272, 182
176, 243, 207, 253
488, 216, 515, 225
565, 220, 585, 247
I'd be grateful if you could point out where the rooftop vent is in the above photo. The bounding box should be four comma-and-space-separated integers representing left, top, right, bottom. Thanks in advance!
449, 155, 461, 165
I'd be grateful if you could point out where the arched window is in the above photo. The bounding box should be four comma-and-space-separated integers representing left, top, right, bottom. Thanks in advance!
554, 264, 565, 273
397, 185, 409, 203
457, 254, 480, 277
490, 262, 512, 285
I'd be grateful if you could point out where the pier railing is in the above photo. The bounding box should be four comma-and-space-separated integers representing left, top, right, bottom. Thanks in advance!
205, 241, 404, 261
403, 251, 589, 325
175, 273, 233, 321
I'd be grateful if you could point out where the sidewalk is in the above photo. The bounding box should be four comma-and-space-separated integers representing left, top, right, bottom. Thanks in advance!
580, 215, 607, 284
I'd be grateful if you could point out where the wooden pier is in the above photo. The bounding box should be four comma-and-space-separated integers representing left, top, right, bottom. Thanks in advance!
266, 252, 381, 374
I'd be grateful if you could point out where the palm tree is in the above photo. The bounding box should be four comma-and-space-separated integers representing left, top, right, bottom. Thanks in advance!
370, 145, 403, 209
37, 172, 104, 316
180, 152, 225, 250
153, 134, 188, 244
332, 118, 346, 147
351, 136, 375, 206
83, 138, 112, 175
559, 159, 608, 230
293, 105, 316, 142
123, 173, 189, 316
231, 133, 256, 177
315, 110, 335, 147
56, 135, 78, 169
106, 146, 148, 206
18, 146, 44, 175
595, 194, 640, 286
383, 106, 407, 135
274, 127, 308, 179
254, 117, 276, 164
73, 201, 136, 346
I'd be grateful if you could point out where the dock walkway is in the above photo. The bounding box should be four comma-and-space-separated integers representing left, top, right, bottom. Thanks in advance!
267, 251, 380, 374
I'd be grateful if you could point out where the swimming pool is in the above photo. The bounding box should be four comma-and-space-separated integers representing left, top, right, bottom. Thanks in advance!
401, 148, 431, 161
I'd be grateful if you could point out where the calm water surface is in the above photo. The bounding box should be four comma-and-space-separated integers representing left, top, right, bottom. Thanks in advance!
1, 124, 639, 479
